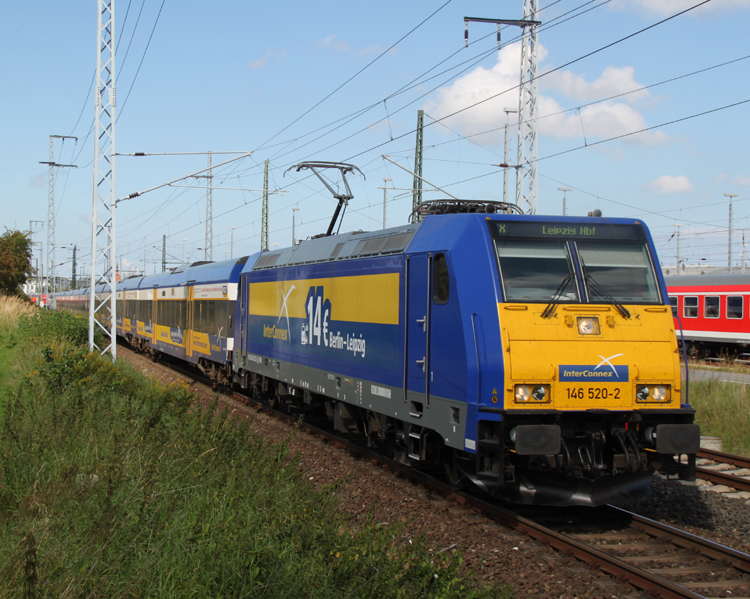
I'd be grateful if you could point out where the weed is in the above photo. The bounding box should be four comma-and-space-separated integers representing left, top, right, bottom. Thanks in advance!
690, 379, 750, 456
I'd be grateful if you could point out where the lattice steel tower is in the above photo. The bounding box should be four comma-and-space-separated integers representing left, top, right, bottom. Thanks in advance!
262, 159, 269, 251
515, 0, 540, 214
43, 135, 76, 310
89, 0, 117, 357
412, 110, 424, 220
205, 151, 213, 261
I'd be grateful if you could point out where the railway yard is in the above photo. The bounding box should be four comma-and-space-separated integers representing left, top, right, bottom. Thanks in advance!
7, 2, 750, 596
119, 345, 750, 599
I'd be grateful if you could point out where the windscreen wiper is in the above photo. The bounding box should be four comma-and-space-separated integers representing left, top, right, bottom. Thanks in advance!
579, 258, 631, 319
541, 274, 573, 319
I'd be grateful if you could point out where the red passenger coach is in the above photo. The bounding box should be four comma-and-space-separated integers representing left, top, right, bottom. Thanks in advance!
665, 274, 750, 358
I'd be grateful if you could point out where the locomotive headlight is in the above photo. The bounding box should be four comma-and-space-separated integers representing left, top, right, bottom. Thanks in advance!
532, 385, 548, 402
514, 385, 531, 402
577, 317, 600, 335
636, 384, 671, 403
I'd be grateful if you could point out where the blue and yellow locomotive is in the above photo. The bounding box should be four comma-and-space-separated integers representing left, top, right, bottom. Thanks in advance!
232, 204, 698, 506
56, 202, 699, 506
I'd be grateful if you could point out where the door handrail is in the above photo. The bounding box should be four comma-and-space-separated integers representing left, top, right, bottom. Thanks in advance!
471, 312, 481, 403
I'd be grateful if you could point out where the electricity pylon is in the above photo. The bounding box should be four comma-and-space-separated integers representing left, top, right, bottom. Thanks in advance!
89, 0, 117, 358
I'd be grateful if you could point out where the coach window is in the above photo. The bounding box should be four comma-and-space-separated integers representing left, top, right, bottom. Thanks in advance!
215, 302, 228, 336
705, 296, 720, 319
684, 296, 698, 318
669, 296, 678, 317
727, 296, 743, 319
433, 254, 449, 304
207, 301, 216, 335
194, 301, 203, 333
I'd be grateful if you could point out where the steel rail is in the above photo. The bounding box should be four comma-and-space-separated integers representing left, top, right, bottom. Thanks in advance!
607, 505, 750, 574
696, 448, 750, 493
697, 448, 750, 469
695, 466, 750, 493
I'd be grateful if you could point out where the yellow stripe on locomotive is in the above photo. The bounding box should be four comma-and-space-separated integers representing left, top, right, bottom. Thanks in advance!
248, 272, 400, 325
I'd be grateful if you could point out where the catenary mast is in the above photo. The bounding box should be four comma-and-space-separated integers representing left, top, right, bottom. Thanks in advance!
89, 0, 117, 357
514, 0, 540, 214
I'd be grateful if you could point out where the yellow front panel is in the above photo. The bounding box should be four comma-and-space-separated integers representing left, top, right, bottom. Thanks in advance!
249, 273, 400, 325
500, 304, 681, 410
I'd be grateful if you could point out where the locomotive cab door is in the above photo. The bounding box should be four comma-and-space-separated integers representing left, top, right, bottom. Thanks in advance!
405, 254, 431, 408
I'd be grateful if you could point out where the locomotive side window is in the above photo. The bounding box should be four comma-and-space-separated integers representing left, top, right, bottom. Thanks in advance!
669, 296, 678, 317
495, 241, 579, 302
704, 296, 719, 319
727, 296, 743, 319
683, 296, 698, 318
433, 254, 450, 304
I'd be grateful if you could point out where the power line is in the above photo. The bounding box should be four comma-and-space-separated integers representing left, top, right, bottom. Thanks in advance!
112, 0, 721, 262
117, 0, 168, 121
262, 0, 613, 169
255, 0, 454, 153
538, 97, 750, 163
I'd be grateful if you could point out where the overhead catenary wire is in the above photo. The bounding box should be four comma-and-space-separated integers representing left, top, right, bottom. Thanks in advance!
108, 0, 734, 268
111, 0, 610, 225
255, 0, 455, 153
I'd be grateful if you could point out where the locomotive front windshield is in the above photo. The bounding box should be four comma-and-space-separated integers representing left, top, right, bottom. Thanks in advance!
576, 241, 660, 303
496, 241, 579, 302
491, 222, 661, 305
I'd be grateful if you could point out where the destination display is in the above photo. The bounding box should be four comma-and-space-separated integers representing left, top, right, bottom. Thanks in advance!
489, 221, 644, 241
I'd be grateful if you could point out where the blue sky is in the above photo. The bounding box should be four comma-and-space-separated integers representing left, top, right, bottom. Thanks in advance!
2, 0, 749, 277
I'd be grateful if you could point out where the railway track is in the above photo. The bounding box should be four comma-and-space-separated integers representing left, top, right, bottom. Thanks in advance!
138, 347, 750, 599
252, 401, 750, 598
515, 504, 750, 599
696, 448, 750, 494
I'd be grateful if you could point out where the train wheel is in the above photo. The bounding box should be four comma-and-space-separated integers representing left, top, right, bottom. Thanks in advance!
443, 448, 469, 491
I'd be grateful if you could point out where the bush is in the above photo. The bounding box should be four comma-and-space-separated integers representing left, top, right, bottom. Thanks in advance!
16, 309, 97, 348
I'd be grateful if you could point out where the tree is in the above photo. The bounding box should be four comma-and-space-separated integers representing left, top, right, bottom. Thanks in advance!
0, 229, 33, 296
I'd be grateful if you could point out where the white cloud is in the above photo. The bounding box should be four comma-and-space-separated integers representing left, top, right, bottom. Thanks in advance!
29, 173, 44, 188
318, 35, 394, 57
536, 97, 669, 145
247, 48, 286, 70
610, 0, 750, 16
543, 66, 649, 105
644, 175, 694, 194
422, 42, 667, 148
734, 175, 750, 186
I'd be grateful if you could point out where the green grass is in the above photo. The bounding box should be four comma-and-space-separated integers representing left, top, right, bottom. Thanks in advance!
688, 379, 750, 456
0, 299, 509, 598
0, 294, 36, 422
